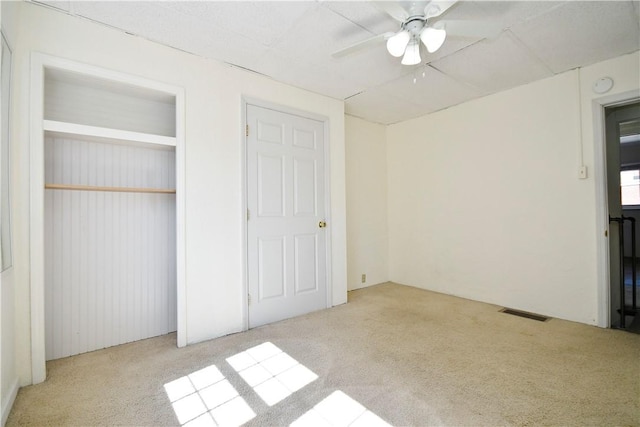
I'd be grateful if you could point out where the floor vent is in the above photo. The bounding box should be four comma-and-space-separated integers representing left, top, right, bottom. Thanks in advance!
500, 308, 550, 322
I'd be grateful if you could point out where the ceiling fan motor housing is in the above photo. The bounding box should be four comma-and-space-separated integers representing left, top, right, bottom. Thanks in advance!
403, 16, 427, 36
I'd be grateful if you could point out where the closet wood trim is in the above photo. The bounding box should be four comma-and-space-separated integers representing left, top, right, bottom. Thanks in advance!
45, 183, 176, 194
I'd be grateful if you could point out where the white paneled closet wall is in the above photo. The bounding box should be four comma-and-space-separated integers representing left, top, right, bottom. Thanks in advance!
42, 66, 178, 361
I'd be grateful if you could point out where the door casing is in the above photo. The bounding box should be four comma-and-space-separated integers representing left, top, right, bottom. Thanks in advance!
593, 89, 640, 328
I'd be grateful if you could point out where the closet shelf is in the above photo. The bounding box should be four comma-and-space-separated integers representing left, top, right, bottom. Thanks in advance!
43, 120, 176, 147
45, 183, 176, 194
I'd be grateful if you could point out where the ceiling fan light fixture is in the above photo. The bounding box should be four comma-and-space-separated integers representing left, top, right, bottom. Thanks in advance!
420, 26, 447, 53
401, 39, 421, 65
386, 30, 411, 57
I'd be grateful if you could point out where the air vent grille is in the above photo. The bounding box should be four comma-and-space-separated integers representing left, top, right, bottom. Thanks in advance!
500, 308, 549, 322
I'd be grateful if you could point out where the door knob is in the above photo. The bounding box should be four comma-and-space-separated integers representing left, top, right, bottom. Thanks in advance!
319, 221, 327, 228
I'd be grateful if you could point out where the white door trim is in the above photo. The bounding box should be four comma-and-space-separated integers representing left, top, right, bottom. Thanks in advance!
241, 97, 332, 331
29, 53, 187, 383
592, 89, 640, 328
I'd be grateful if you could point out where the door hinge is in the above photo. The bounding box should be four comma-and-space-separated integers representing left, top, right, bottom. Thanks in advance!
247, 209, 250, 221
248, 293, 252, 305
246, 124, 249, 137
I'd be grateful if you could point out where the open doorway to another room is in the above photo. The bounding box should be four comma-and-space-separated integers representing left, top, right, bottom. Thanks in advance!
606, 101, 640, 332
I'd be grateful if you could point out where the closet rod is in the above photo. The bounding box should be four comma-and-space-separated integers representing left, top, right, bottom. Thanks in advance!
45, 183, 176, 194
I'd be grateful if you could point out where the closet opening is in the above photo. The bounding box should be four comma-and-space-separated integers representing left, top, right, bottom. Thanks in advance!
30, 54, 185, 382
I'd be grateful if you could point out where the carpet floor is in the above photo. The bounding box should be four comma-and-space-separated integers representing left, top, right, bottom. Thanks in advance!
6, 282, 640, 426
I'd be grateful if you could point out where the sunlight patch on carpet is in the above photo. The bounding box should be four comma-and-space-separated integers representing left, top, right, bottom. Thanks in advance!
164, 342, 389, 426
291, 390, 391, 427
164, 364, 255, 426
227, 342, 318, 406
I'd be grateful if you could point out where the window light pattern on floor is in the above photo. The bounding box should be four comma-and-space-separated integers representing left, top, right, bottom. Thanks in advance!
226, 342, 318, 406
164, 341, 390, 427
291, 390, 391, 427
164, 364, 255, 426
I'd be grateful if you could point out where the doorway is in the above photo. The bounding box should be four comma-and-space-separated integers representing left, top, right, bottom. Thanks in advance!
245, 103, 329, 328
606, 101, 640, 331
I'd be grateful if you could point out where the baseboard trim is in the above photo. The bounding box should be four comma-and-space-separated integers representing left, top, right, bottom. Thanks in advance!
1, 378, 19, 427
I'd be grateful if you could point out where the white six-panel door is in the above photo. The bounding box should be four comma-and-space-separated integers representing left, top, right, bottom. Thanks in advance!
247, 104, 327, 328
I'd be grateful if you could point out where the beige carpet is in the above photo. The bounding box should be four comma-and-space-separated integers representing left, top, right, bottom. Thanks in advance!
7, 282, 640, 426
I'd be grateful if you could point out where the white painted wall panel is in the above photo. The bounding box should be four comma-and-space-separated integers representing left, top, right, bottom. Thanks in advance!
386, 71, 591, 324
44, 70, 176, 137
345, 116, 389, 290
44, 135, 176, 360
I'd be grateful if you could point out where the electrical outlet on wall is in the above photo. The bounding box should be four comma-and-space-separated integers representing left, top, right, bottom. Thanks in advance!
361, 274, 366, 283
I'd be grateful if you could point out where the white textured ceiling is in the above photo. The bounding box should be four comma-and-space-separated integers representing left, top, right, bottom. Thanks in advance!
32, 0, 640, 125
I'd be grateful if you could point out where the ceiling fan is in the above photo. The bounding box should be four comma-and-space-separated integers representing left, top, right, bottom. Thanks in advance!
333, 0, 502, 65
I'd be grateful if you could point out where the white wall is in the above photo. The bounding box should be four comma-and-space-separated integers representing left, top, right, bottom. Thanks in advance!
387, 51, 640, 325
1, 1, 19, 424
10, 1, 347, 386
0, 266, 16, 427
345, 115, 388, 290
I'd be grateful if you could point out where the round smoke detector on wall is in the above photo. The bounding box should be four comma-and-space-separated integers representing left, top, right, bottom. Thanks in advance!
592, 77, 614, 94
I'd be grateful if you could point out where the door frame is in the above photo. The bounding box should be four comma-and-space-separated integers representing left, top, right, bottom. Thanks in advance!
29, 53, 187, 383
593, 89, 640, 328
241, 97, 333, 331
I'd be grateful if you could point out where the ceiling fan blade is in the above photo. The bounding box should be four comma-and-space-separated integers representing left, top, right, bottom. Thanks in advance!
424, 0, 458, 19
373, 1, 409, 23
439, 20, 503, 39
332, 32, 395, 58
